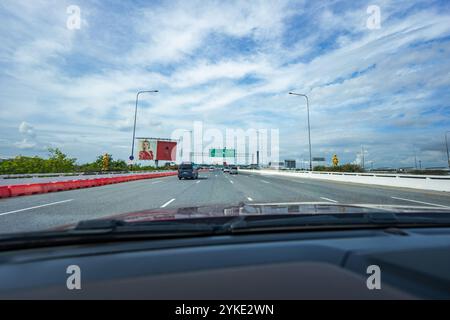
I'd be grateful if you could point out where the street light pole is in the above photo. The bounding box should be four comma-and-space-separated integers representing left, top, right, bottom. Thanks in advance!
361, 145, 365, 170
183, 130, 193, 162
414, 147, 418, 169
189, 130, 193, 162
445, 131, 450, 169
130, 90, 159, 162
256, 130, 260, 167
289, 92, 313, 171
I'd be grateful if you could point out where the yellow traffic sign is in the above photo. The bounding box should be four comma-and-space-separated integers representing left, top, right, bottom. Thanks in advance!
102, 153, 110, 171
332, 154, 339, 166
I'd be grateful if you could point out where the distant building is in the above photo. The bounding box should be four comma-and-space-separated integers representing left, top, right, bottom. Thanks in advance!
284, 160, 296, 169
268, 161, 284, 169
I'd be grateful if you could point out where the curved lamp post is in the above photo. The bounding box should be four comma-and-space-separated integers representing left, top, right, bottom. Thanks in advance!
289, 92, 312, 171
129, 90, 159, 162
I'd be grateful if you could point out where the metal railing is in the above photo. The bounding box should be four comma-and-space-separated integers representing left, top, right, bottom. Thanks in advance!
242, 168, 450, 180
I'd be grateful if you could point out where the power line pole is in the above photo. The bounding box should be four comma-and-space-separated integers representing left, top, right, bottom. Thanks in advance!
361, 145, 365, 170
414, 148, 418, 169
256, 130, 260, 167
445, 131, 450, 169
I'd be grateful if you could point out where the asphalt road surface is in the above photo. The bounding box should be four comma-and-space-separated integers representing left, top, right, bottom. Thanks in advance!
1, 170, 450, 234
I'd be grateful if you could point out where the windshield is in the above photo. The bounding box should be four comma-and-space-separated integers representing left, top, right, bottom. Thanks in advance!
1, 0, 450, 237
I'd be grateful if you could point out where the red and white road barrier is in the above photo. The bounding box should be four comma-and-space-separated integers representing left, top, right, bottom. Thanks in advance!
0, 172, 177, 199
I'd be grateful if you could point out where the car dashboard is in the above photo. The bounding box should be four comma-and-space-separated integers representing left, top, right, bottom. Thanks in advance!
0, 226, 449, 299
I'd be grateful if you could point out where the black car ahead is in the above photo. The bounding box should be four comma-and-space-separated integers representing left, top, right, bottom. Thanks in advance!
178, 162, 199, 180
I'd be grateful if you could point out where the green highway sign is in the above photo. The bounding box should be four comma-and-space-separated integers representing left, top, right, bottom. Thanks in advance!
210, 149, 236, 157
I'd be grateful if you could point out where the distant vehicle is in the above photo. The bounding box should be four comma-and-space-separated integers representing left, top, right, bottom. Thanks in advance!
230, 166, 238, 174
178, 162, 199, 180
209, 166, 215, 171
223, 166, 230, 173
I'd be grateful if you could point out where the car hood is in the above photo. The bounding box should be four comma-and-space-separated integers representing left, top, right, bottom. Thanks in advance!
95, 202, 450, 224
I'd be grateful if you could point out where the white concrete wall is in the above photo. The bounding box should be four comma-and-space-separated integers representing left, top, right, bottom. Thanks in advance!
240, 169, 450, 192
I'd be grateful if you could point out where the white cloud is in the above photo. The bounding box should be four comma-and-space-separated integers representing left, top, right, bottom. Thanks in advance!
14, 138, 37, 150
0, 0, 449, 167
18, 121, 35, 137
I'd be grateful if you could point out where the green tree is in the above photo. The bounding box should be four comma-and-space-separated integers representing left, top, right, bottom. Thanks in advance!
0, 149, 76, 174
45, 148, 77, 173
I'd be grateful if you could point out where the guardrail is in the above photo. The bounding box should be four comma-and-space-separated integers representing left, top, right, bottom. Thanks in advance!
307, 171, 450, 180
0, 171, 177, 199
240, 169, 450, 192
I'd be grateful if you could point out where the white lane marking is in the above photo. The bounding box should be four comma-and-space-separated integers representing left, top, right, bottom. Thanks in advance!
320, 197, 338, 203
261, 180, 270, 184
391, 196, 449, 208
0, 199, 74, 217
151, 180, 163, 184
247, 197, 253, 201
230, 180, 234, 184
160, 198, 176, 208
196, 180, 201, 184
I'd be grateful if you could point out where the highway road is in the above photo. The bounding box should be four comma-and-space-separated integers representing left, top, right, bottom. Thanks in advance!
1, 170, 450, 234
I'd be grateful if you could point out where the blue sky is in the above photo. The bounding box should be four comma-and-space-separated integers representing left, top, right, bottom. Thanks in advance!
0, 0, 449, 168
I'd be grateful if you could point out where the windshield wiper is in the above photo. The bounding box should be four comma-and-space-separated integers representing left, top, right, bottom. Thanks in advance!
73, 211, 450, 234
73, 218, 222, 235
2, 212, 450, 251
0, 219, 223, 250
226, 212, 450, 232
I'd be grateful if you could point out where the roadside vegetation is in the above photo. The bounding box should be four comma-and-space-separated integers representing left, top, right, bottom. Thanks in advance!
313, 164, 363, 172
0, 149, 177, 174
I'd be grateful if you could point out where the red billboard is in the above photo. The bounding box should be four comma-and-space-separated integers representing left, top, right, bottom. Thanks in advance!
156, 141, 177, 161
138, 139, 177, 161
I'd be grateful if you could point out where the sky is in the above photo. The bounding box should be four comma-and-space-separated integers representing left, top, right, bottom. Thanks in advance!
0, 0, 449, 168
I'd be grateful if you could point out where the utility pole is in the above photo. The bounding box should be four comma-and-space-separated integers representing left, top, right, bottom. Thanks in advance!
234, 136, 237, 165
414, 148, 418, 169
256, 130, 260, 167
223, 147, 226, 165
201, 134, 204, 165
445, 131, 450, 169
361, 145, 365, 170
183, 130, 193, 162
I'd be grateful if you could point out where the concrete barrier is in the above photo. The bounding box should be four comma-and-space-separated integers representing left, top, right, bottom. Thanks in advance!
240, 169, 450, 192
0, 186, 10, 198
0, 172, 177, 199
9, 184, 44, 197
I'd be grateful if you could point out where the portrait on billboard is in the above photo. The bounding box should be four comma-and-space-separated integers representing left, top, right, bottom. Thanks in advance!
138, 139, 157, 160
